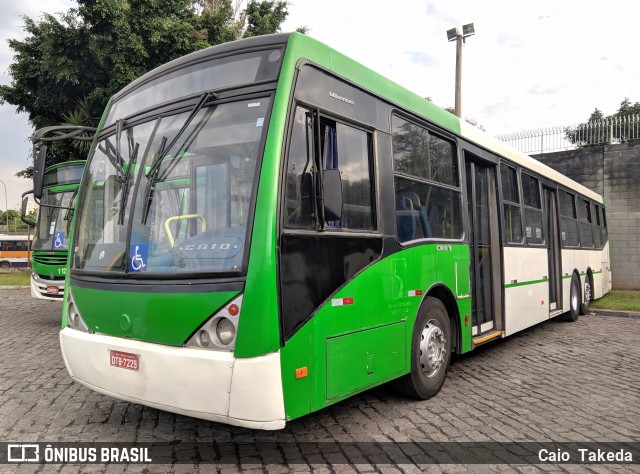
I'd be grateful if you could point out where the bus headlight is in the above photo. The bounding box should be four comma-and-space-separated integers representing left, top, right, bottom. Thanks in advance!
67, 299, 89, 332
197, 330, 212, 347
216, 318, 236, 346
186, 295, 242, 351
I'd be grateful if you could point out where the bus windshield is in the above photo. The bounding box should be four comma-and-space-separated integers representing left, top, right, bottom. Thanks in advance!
73, 96, 271, 276
32, 190, 75, 251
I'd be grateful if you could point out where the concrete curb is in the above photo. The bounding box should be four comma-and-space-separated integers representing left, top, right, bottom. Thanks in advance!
589, 309, 640, 319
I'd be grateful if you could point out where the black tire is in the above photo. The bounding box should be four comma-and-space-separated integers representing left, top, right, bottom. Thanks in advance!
0, 261, 10, 269
580, 273, 592, 315
561, 273, 581, 322
395, 297, 452, 399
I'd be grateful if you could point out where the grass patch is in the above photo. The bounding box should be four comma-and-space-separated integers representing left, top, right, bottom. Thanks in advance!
0, 272, 30, 286
592, 290, 640, 312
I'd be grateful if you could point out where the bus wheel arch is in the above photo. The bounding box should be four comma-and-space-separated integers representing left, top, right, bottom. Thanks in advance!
580, 268, 594, 315
425, 284, 460, 354
395, 288, 455, 400
0, 261, 11, 269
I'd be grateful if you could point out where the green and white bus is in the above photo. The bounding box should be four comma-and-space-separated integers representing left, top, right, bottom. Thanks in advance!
41, 33, 610, 429
23, 127, 94, 300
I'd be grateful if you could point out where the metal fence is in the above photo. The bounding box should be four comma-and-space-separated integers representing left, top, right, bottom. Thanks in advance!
496, 114, 640, 155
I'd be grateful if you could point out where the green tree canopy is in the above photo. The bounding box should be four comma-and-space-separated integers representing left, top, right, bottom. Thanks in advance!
0, 0, 295, 177
566, 98, 640, 147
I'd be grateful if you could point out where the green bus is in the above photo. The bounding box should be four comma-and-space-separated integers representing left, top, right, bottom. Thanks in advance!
39, 33, 610, 429
23, 127, 94, 300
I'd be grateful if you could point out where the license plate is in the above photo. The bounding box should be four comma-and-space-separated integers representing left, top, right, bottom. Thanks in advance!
46, 286, 59, 295
109, 350, 140, 371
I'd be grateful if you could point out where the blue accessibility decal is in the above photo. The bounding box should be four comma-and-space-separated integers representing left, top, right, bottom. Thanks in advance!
53, 232, 65, 249
129, 244, 148, 272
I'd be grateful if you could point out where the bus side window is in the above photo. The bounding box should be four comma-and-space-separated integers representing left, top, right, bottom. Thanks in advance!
320, 119, 374, 230
284, 108, 375, 231
593, 203, 602, 248
578, 198, 594, 248
500, 164, 523, 243
284, 106, 314, 229
521, 173, 544, 245
391, 115, 462, 242
559, 190, 579, 246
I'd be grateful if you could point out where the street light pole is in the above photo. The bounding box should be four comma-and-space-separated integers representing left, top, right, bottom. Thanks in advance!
454, 35, 463, 117
0, 179, 7, 233
447, 23, 475, 118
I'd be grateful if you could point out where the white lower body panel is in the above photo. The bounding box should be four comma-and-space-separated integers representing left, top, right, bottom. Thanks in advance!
60, 328, 285, 430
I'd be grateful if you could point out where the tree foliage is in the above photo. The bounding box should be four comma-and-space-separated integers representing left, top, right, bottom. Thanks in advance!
565, 98, 640, 148
0, 0, 294, 177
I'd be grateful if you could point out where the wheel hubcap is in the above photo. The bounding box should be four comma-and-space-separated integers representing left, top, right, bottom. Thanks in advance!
419, 319, 446, 378
571, 284, 579, 311
584, 281, 591, 305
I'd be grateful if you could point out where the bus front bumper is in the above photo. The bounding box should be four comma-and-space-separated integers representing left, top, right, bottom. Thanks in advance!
31, 274, 65, 300
60, 328, 285, 430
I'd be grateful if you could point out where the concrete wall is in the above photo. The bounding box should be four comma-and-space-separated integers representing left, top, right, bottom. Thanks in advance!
535, 142, 640, 290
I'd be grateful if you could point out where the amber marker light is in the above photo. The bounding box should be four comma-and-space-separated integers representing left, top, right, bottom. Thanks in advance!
228, 304, 239, 316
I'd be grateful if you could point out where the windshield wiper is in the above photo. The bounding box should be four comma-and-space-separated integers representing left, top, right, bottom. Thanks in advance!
140, 136, 167, 225
145, 91, 215, 181
141, 91, 216, 224
63, 188, 79, 222
118, 139, 140, 225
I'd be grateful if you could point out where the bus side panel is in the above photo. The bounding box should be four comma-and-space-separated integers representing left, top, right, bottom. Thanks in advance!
280, 322, 313, 421
437, 244, 472, 354
503, 247, 549, 336
281, 244, 468, 420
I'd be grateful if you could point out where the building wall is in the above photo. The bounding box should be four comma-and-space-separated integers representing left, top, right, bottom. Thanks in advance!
535, 142, 640, 290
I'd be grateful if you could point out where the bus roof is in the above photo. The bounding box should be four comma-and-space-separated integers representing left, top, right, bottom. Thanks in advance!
109, 32, 602, 204
285, 33, 603, 204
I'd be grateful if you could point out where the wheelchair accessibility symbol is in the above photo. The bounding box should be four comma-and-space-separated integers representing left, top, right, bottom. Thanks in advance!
53, 232, 65, 249
129, 244, 148, 272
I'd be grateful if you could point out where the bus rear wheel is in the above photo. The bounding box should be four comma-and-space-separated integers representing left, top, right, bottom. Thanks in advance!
580, 274, 592, 315
561, 273, 581, 322
0, 261, 10, 269
395, 297, 451, 399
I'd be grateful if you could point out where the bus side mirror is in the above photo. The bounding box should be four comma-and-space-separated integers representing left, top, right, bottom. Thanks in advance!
21, 190, 36, 227
322, 168, 343, 222
33, 145, 47, 200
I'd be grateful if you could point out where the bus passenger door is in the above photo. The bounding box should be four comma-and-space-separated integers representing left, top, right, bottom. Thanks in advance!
465, 156, 502, 339
545, 188, 562, 313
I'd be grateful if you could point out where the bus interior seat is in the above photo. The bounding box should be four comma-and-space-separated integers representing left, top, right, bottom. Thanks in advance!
396, 194, 425, 242
405, 192, 433, 238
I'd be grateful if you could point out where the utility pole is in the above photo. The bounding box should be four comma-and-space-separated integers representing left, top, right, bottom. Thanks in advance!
447, 23, 475, 118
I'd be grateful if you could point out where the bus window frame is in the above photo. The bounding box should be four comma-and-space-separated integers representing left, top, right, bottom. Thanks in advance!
520, 171, 546, 247
390, 111, 464, 246
498, 161, 525, 246
577, 197, 595, 249
281, 100, 379, 235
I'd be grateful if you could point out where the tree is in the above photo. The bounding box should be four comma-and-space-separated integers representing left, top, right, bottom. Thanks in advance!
0, 0, 294, 177
565, 98, 640, 148
0, 209, 36, 233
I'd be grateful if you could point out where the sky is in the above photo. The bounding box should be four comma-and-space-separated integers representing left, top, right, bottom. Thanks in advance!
0, 0, 638, 209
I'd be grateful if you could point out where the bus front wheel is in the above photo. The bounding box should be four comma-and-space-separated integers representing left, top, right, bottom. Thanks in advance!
396, 297, 451, 399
